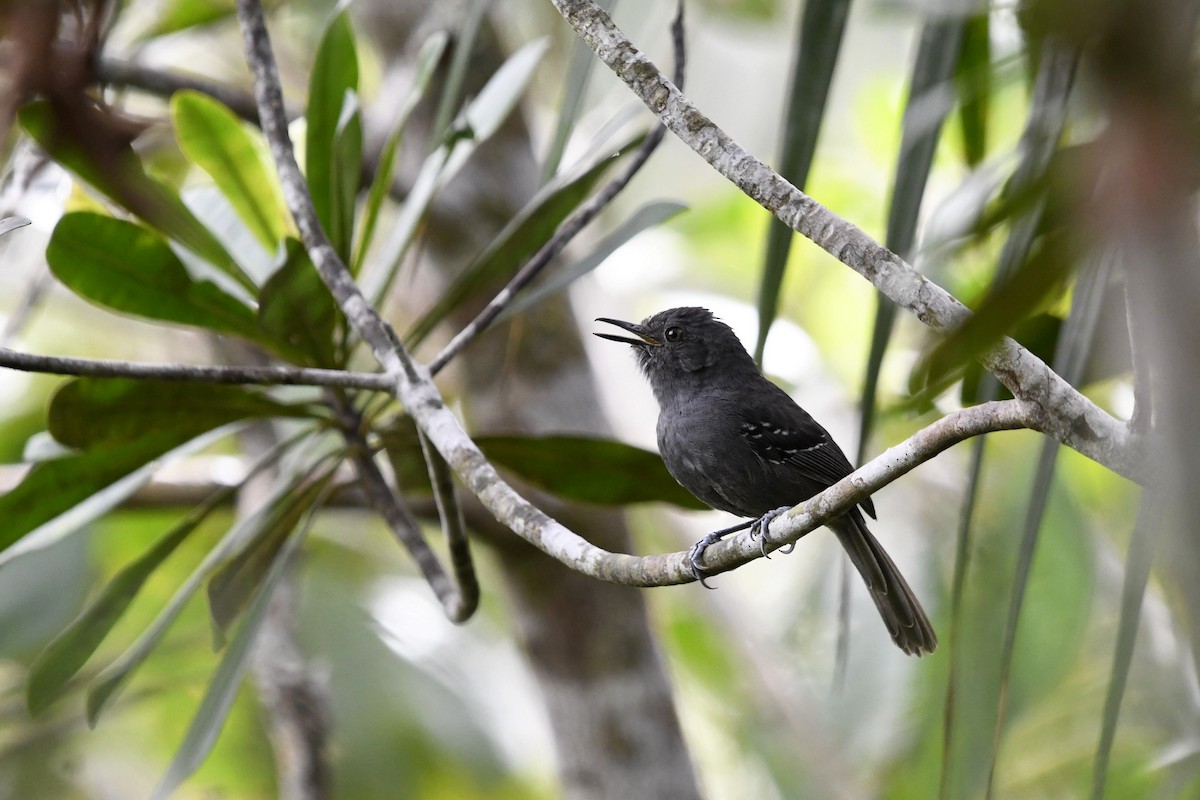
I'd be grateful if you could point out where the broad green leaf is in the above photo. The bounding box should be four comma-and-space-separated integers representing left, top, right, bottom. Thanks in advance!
47, 378, 315, 451
257, 239, 341, 366
0, 436, 198, 557
477, 435, 706, 510
494, 200, 687, 324
306, 11, 358, 241
20, 101, 251, 289
353, 31, 448, 276
86, 468, 319, 726
329, 92, 363, 261
406, 142, 633, 345
206, 474, 332, 635
150, 512, 309, 800
26, 484, 235, 716
171, 90, 289, 250
46, 212, 261, 339
754, 0, 851, 364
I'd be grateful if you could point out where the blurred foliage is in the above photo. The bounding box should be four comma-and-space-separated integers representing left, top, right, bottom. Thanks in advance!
0, 0, 1195, 798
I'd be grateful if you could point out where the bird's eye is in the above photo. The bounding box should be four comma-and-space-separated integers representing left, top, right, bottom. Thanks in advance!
664, 326, 682, 342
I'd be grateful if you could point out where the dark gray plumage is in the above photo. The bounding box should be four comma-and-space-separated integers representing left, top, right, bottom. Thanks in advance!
596, 306, 936, 656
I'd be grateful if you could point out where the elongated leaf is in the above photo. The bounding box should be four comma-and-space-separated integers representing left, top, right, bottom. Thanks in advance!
406, 143, 632, 345
306, 11, 358, 241
172, 90, 289, 250
478, 435, 706, 510
19, 101, 251, 289
257, 239, 341, 366
207, 474, 332, 635
46, 212, 261, 339
495, 200, 687, 323
0, 437, 195, 557
86, 468, 318, 726
755, 0, 852, 364
430, 0, 490, 144
138, 0, 235, 40
151, 513, 309, 800
367, 38, 550, 303
48, 378, 314, 451
353, 31, 448, 275
329, 92, 363, 261
26, 484, 234, 716
956, 14, 991, 167
859, 16, 967, 459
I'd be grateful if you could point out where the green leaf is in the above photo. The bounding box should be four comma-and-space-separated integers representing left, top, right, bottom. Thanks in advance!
86, 468, 319, 726
328, 92, 363, 262
26, 485, 234, 716
956, 14, 991, 168
137, 0, 236, 40
47, 378, 314, 451
353, 31, 448, 276
406, 141, 634, 345
20, 101, 252, 289
0, 437, 197, 557
477, 435, 705, 510
305, 11, 358, 243
494, 200, 687, 324
257, 239, 342, 366
46, 212, 261, 339
754, 0, 851, 364
206, 474, 331, 635
171, 90, 289, 251
151, 510, 309, 800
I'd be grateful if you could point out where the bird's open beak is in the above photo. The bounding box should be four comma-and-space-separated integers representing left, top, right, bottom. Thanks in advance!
593, 317, 660, 347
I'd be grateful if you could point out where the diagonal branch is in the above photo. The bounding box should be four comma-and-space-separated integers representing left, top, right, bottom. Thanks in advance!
546, 0, 1144, 483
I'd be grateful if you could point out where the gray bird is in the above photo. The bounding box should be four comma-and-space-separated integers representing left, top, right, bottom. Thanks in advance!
596, 306, 937, 656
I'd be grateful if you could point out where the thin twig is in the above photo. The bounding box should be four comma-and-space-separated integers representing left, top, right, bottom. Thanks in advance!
0, 347, 393, 390
417, 428, 479, 621
427, 0, 687, 375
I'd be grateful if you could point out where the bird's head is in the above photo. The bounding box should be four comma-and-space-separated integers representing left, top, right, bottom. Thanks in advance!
594, 307, 758, 401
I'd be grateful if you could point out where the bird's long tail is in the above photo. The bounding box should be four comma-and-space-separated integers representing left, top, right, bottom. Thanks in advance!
830, 512, 937, 656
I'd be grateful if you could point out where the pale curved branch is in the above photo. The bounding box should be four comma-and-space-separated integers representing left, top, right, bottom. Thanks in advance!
546, 0, 1144, 483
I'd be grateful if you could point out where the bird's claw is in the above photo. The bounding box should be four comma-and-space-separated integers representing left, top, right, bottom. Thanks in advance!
748, 506, 794, 557
687, 534, 721, 589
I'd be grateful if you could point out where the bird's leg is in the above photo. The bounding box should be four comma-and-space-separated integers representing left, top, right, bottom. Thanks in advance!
749, 506, 796, 556
687, 519, 754, 588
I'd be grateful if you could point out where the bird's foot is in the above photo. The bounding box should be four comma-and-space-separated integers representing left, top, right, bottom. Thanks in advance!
687, 519, 754, 588
749, 506, 796, 557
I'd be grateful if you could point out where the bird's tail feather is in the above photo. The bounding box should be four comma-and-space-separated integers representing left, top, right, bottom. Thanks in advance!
831, 512, 938, 656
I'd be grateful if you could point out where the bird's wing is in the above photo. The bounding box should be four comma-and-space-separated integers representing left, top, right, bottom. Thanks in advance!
737, 387, 877, 519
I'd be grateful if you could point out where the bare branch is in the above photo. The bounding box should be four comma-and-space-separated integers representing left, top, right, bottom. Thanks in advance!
0, 347, 393, 391
546, 0, 1143, 483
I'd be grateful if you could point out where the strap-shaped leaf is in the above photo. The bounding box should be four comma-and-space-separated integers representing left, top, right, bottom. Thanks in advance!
172, 89, 289, 250
405, 139, 637, 345
46, 212, 261, 339
20, 101, 251, 289
257, 239, 342, 366
305, 11, 358, 246
47, 377, 316, 451
206, 474, 332, 635
328, 92, 363, 262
